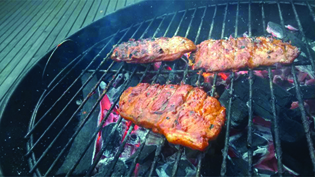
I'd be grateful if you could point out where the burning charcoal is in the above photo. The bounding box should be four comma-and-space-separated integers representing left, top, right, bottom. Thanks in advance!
166, 159, 196, 176
185, 73, 199, 86
295, 65, 315, 79
198, 154, 251, 176
199, 154, 222, 176
125, 145, 157, 165
229, 128, 269, 165
102, 123, 122, 151
153, 74, 167, 84
219, 90, 249, 129
136, 160, 155, 176
287, 85, 315, 100
270, 110, 314, 176
218, 75, 315, 175
270, 171, 296, 177
200, 153, 272, 176
184, 147, 201, 159
227, 158, 259, 176
112, 73, 124, 88
232, 75, 293, 121
156, 158, 196, 177
266, 21, 315, 64
272, 110, 304, 142
94, 159, 127, 176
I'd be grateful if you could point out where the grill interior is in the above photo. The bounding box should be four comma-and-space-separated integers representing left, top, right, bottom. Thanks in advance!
1, 0, 315, 176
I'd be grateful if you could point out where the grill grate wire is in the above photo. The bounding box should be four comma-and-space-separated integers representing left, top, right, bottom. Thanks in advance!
262, 2, 284, 176
24, 1, 315, 176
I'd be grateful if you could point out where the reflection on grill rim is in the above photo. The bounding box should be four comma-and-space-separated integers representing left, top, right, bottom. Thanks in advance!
24, 0, 315, 176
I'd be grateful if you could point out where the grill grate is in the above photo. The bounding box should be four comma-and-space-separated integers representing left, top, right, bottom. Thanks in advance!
24, 1, 315, 176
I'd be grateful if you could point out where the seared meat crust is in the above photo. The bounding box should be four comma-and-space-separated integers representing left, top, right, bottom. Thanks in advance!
118, 83, 226, 151
193, 36, 300, 72
111, 36, 197, 63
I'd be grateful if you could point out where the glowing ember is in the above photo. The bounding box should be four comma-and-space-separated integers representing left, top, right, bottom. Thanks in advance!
153, 62, 162, 70
202, 72, 213, 78
184, 52, 191, 59
94, 84, 147, 174
184, 52, 194, 66
153, 62, 172, 71
218, 73, 228, 81
200, 72, 228, 83
122, 121, 133, 142
166, 66, 172, 71
202, 72, 213, 83
134, 163, 140, 176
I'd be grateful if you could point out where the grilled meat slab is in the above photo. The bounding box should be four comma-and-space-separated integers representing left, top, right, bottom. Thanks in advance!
118, 83, 226, 151
193, 36, 300, 72
111, 36, 197, 63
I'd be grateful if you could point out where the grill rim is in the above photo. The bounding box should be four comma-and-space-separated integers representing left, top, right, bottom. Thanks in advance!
0, 0, 315, 176
30, 0, 314, 176
29, 1, 315, 176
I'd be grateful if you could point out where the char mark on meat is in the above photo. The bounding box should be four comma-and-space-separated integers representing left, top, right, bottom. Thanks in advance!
118, 83, 226, 151
111, 36, 197, 63
193, 36, 300, 72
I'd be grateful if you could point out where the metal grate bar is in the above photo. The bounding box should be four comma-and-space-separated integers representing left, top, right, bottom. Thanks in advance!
164, 12, 178, 36
268, 67, 284, 176
143, 10, 187, 177
174, 10, 187, 37
194, 9, 208, 175
150, 11, 190, 177
27, 52, 85, 139
153, 15, 166, 37
220, 72, 235, 176
81, 64, 140, 176
278, 1, 315, 174
45, 61, 125, 175
147, 9, 189, 177
24, 34, 119, 141
185, 8, 197, 38
27, 51, 100, 174
306, 1, 315, 23
261, 4, 283, 176
291, 64, 315, 173
171, 146, 184, 177
221, 1, 237, 175
147, 66, 168, 175
27, 28, 130, 174
24, 2, 315, 176
40, 23, 144, 176
84, 15, 175, 176
192, 5, 209, 89
247, 1, 254, 176
88, 58, 311, 74
247, 69, 254, 176
209, 3, 219, 97
69, 18, 159, 176
196, 6, 208, 44
290, 0, 315, 72
196, 3, 224, 176
261, 3, 284, 176
90, 17, 170, 177
171, 7, 199, 177
43, 68, 126, 175
148, 138, 166, 177
181, 8, 197, 85
208, 5, 217, 40
221, 3, 229, 39
126, 130, 151, 176
104, 123, 136, 176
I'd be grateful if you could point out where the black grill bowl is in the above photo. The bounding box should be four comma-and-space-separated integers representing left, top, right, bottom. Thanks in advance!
0, 0, 315, 176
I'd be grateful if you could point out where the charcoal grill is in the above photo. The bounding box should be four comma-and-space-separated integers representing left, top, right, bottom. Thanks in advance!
1, 0, 315, 176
